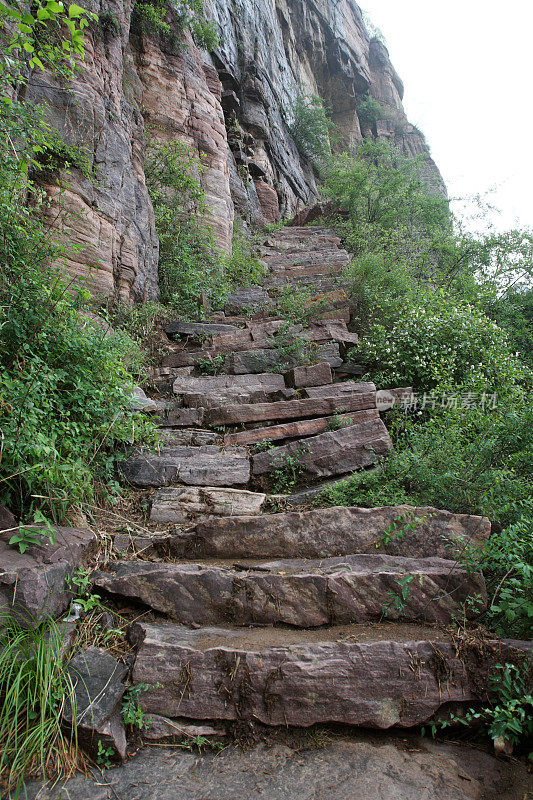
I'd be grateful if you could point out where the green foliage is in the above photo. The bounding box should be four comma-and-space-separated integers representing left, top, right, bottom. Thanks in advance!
194, 353, 226, 375
95, 740, 114, 768
97, 11, 120, 37
132, 0, 218, 50
354, 291, 530, 393
35, 126, 94, 179
289, 95, 337, 163
269, 446, 309, 493
0, 0, 96, 80
316, 401, 532, 529
356, 94, 389, 128
0, 616, 78, 798
121, 683, 151, 730
9, 510, 56, 553
144, 136, 226, 316
274, 284, 326, 326
484, 287, 533, 368
0, 71, 155, 522
434, 663, 533, 749
223, 216, 267, 288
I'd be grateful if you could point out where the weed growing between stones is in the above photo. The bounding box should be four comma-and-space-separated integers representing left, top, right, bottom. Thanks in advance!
0, 617, 79, 798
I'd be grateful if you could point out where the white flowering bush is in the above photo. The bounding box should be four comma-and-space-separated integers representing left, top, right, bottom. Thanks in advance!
355, 292, 530, 393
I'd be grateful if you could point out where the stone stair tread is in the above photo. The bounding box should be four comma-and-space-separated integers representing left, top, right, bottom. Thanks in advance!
204, 391, 377, 426
223, 409, 376, 446
94, 555, 486, 626
120, 445, 250, 488
150, 486, 266, 522
129, 620, 487, 728
226, 343, 343, 374
303, 380, 373, 398
166, 321, 241, 339
171, 505, 491, 560
252, 417, 392, 478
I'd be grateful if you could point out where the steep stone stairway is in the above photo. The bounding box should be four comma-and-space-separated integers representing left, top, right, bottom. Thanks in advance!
92, 224, 511, 736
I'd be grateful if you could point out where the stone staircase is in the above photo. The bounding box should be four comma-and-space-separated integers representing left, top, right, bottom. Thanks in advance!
104, 225, 502, 735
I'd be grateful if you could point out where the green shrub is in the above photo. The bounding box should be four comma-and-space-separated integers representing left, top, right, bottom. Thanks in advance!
132, 0, 218, 50
223, 216, 266, 288
354, 291, 531, 394
144, 136, 226, 316
356, 94, 389, 128
289, 95, 337, 163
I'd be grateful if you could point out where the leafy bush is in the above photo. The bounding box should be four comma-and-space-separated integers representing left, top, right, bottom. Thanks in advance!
223, 216, 266, 288
132, 0, 218, 50
144, 136, 226, 316
0, 72, 154, 522
354, 291, 530, 393
356, 94, 389, 128
289, 95, 337, 163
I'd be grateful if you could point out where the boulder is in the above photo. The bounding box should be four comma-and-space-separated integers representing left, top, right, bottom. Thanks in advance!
0, 527, 97, 627
130, 622, 477, 728
252, 417, 392, 478
64, 647, 128, 760
128, 386, 158, 413
150, 487, 266, 523
120, 446, 250, 488
175, 506, 491, 560
94, 555, 486, 626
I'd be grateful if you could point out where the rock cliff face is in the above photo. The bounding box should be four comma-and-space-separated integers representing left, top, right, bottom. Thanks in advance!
27, 0, 444, 300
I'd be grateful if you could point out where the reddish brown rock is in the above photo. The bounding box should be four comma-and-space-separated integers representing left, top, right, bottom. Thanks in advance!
252, 417, 392, 478
303, 380, 375, 398
0, 527, 97, 627
224, 409, 377, 446
96, 555, 486, 626
0, 503, 16, 532
130, 622, 477, 728
176, 506, 491, 560
204, 391, 376, 426
254, 179, 280, 224
285, 362, 333, 388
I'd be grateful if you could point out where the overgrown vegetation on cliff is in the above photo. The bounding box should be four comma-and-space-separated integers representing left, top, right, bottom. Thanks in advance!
0, 7, 155, 524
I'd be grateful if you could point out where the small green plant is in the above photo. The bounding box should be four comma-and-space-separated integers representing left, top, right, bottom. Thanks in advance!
0, 616, 78, 798
252, 439, 274, 454
98, 11, 120, 37
356, 94, 390, 128
179, 734, 225, 752
382, 574, 414, 616
431, 663, 533, 751
269, 447, 309, 493
9, 510, 56, 553
195, 353, 226, 375
378, 512, 427, 548
121, 683, 152, 730
66, 567, 102, 614
326, 412, 353, 431
95, 740, 114, 768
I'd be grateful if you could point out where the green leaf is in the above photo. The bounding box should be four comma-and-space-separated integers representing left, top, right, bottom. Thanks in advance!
68, 3, 84, 17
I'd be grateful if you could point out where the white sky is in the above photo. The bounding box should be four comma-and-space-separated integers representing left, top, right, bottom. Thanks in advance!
361, 0, 533, 231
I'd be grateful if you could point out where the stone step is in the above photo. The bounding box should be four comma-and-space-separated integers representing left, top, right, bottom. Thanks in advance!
150, 487, 266, 523
161, 342, 343, 373
223, 409, 374, 447
172, 372, 295, 408
158, 428, 221, 446
130, 621, 484, 728
94, 554, 487, 627
224, 287, 273, 315
268, 225, 339, 239
302, 380, 374, 398
119, 445, 250, 488
166, 321, 241, 339
252, 416, 392, 479
169, 505, 491, 560
262, 250, 350, 269
285, 362, 333, 388
203, 390, 376, 427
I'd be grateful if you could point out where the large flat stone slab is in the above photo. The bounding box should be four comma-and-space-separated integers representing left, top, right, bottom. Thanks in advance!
150, 487, 266, 523
172, 372, 294, 408
94, 555, 486, 626
204, 391, 376, 426
166, 321, 240, 338
285, 362, 333, 388
29, 732, 530, 800
130, 621, 479, 728
176, 506, 491, 560
252, 417, 392, 478
224, 409, 377, 446
120, 446, 250, 488
0, 526, 97, 627
226, 342, 343, 374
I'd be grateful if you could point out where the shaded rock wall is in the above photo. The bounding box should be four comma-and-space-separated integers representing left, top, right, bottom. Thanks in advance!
27, 0, 444, 300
